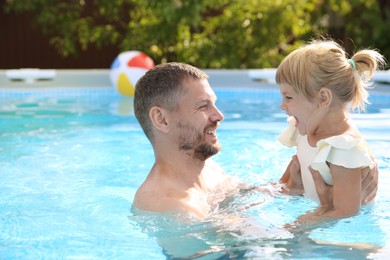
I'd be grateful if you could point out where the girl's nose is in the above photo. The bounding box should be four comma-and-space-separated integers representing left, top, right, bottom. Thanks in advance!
280, 102, 286, 111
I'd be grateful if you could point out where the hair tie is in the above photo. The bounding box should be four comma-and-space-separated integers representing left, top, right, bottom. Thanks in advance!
348, 59, 356, 70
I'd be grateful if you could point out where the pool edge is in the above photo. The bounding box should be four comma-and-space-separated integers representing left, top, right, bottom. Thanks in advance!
0, 69, 389, 93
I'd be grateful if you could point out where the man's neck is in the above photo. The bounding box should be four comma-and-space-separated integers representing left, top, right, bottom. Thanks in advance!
154, 152, 209, 190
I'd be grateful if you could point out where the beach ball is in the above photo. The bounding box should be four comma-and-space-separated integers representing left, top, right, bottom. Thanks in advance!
110, 51, 155, 96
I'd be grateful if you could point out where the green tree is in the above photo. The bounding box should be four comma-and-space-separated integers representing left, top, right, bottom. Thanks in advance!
4, 0, 389, 68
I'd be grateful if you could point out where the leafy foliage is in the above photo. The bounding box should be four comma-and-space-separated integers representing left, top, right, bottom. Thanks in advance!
3, 0, 389, 68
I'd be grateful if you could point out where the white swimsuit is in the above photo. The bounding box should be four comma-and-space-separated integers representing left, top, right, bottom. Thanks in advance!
278, 117, 375, 202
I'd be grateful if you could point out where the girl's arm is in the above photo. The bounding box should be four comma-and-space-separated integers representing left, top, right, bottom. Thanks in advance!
287, 164, 363, 231
312, 162, 378, 206
325, 164, 362, 217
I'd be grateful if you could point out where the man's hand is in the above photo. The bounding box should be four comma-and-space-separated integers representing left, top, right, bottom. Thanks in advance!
361, 163, 379, 204
279, 155, 304, 195
310, 166, 333, 214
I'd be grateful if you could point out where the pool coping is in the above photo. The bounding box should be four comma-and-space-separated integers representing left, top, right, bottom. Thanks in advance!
0, 69, 389, 93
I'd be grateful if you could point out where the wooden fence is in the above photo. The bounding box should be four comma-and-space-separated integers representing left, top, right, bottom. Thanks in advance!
0, 10, 119, 69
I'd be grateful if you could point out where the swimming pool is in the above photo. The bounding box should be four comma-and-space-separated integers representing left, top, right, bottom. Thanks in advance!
0, 84, 389, 259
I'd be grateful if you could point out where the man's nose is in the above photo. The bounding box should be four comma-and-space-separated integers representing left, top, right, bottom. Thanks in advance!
211, 105, 224, 122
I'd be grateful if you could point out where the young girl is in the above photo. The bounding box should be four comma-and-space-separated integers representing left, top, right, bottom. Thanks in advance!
276, 39, 385, 225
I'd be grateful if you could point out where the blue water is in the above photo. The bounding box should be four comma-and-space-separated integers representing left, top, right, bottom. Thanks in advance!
0, 87, 389, 259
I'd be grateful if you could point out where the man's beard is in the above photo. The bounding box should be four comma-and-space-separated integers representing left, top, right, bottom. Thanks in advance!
177, 122, 221, 161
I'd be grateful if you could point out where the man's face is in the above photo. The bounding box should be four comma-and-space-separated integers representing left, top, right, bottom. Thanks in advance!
172, 78, 224, 161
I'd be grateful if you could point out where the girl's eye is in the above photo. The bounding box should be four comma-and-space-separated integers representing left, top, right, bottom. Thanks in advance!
285, 96, 292, 100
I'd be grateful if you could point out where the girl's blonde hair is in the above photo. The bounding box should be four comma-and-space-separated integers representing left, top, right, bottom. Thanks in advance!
275, 39, 385, 111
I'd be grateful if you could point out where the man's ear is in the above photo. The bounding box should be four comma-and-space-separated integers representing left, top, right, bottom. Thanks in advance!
149, 106, 169, 133
318, 87, 332, 108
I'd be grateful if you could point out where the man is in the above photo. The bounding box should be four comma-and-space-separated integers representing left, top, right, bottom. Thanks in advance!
133, 62, 378, 220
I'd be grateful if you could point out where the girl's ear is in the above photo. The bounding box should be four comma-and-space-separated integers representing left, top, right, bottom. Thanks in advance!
318, 88, 332, 108
149, 106, 169, 133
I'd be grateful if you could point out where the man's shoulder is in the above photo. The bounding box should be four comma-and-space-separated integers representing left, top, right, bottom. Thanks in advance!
133, 179, 183, 213
133, 181, 161, 211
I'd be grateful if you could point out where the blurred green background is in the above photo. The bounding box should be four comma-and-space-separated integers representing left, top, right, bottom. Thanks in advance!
1, 0, 389, 69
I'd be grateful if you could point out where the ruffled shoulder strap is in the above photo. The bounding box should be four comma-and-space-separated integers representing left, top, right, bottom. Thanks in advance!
277, 116, 298, 148
311, 134, 374, 185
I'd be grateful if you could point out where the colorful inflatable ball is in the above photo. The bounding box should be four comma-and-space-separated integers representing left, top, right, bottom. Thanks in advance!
110, 51, 155, 96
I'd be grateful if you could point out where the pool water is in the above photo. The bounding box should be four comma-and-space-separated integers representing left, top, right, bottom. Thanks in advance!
0, 87, 389, 259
